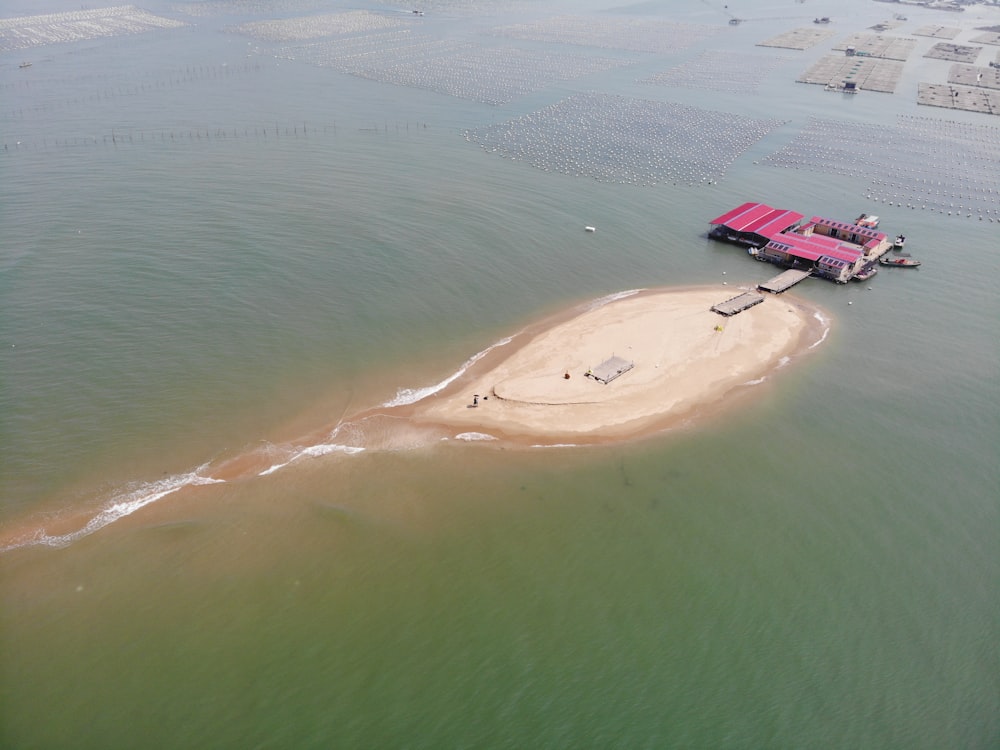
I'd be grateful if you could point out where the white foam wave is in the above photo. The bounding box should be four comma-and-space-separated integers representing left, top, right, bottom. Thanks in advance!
453, 432, 498, 441
809, 311, 832, 349
777, 355, 791, 368
383, 291, 642, 409
2, 467, 224, 552
258, 442, 364, 476
383, 335, 515, 407
742, 376, 767, 386
586, 288, 642, 310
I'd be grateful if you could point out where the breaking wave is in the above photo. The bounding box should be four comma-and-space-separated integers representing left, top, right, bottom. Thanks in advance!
382, 290, 642, 410
1, 466, 224, 553
809, 310, 832, 349
258, 441, 365, 476
453, 432, 498, 441
383, 335, 514, 407
585, 288, 642, 310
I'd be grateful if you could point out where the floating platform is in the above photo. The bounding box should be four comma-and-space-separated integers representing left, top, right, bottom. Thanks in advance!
917, 82, 1000, 115
798, 54, 904, 93
914, 25, 961, 40
834, 33, 916, 61
712, 291, 765, 316
758, 269, 812, 294
924, 42, 982, 64
757, 28, 834, 51
969, 31, 1000, 47
948, 63, 1000, 90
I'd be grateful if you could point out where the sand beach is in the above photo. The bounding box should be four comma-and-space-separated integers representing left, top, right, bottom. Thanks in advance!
411, 286, 825, 442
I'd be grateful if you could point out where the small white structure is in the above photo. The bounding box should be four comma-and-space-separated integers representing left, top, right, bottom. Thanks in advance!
586, 356, 634, 384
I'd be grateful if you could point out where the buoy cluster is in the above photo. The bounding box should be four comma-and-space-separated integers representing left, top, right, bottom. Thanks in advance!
232, 10, 405, 43
276, 35, 630, 106
490, 15, 721, 55
643, 49, 789, 95
761, 114, 1000, 220
466, 92, 786, 187
0, 6, 185, 52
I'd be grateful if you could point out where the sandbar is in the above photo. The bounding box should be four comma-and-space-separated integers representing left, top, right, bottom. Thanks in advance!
409, 286, 826, 443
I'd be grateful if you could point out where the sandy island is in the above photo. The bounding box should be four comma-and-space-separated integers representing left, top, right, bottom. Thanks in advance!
408, 286, 826, 443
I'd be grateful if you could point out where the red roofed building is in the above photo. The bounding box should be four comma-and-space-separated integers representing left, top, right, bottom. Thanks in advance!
708, 202, 894, 283
708, 202, 804, 248
804, 216, 891, 257
757, 233, 864, 283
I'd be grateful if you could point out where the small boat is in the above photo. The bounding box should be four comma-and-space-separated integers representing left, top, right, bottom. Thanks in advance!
855, 213, 879, 229
892, 234, 906, 250
853, 263, 878, 281
879, 257, 921, 267
19, 61, 32, 68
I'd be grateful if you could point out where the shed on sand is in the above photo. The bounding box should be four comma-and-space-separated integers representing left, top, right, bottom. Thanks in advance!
587, 356, 634, 384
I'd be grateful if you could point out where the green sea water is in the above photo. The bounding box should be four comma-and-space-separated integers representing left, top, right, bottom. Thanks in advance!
2, 0, 998, 747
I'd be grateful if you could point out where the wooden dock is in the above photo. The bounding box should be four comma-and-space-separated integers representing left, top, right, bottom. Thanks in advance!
711, 291, 764, 317
758, 269, 811, 294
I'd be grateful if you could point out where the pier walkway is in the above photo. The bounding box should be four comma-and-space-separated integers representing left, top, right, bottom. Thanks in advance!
712, 291, 764, 317
758, 269, 811, 294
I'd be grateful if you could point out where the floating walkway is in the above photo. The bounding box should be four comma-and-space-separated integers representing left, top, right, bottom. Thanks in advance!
711, 291, 764, 316
758, 269, 811, 294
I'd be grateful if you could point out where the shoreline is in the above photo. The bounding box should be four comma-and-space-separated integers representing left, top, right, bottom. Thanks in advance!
405, 285, 829, 446
0, 285, 829, 553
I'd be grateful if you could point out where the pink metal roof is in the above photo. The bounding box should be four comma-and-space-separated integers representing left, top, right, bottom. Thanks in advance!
709, 202, 773, 228
750, 209, 805, 237
808, 216, 888, 243
709, 202, 804, 238
766, 233, 863, 264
